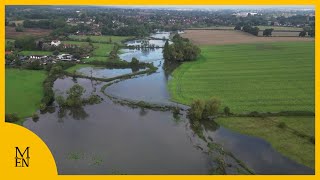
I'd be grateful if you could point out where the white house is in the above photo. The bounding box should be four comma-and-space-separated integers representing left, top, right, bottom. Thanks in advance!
50, 40, 61, 47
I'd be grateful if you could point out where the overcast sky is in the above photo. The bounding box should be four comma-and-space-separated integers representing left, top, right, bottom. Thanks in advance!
102, 5, 315, 10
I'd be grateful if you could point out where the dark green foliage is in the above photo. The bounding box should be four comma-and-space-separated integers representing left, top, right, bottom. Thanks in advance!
163, 34, 200, 62
53, 50, 59, 56
83, 94, 102, 105
188, 98, 221, 122
299, 31, 306, 37
224, 106, 231, 116
15, 36, 37, 50
55, 95, 66, 107
202, 98, 221, 120
188, 99, 206, 121
234, 25, 242, 30
130, 57, 139, 66
277, 122, 287, 129
15, 24, 24, 32
24, 59, 43, 70
5, 113, 20, 123
65, 84, 86, 107
263, 28, 274, 36
32, 113, 39, 120
242, 25, 260, 36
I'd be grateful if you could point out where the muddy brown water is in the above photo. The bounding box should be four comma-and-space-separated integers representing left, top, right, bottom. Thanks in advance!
23, 36, 314, 174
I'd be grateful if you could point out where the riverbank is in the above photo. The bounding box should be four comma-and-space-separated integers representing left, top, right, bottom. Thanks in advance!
167, 41, 315, 168
216, 116, 315, 169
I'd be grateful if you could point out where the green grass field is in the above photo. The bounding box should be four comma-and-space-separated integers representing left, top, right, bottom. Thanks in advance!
82, 56, 108, 63
62, 41, 89, 45
168, 42, 315, 113
65, 64, 94, 73
19, 50, 53, 56
216, 116, 314, 168
92, 43, 114, 57
68, 35, 133, 43
6, 69, 46, 119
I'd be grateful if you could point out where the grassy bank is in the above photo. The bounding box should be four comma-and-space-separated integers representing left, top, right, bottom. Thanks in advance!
168, 42, 314, 113
5, 69, 46, 121
216, 116, 314, 169
92, 43, 114, 57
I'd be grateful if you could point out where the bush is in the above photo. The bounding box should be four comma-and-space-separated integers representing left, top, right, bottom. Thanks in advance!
53, 50, 59, 56
224, 106, 231, 116
56, 95, 66, 107
188, 99, 205, 121
32, 113, 39, 120
65, 84, 85, 107
83, 94, 102, 105
130, 57, 139, 66
5, 113, 20, 123
277, 122, 287, 129
202, 98, 221, 120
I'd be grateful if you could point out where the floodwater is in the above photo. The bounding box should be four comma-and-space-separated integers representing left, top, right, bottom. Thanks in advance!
23, 33, 314, 175
76, 66, 145, 79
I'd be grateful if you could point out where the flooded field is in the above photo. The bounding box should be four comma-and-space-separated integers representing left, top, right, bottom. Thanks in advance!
76, 66, 146, 79
23, 33, 314, 175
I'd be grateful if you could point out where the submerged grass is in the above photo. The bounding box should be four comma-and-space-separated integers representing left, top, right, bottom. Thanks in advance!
216, 116, 315, 169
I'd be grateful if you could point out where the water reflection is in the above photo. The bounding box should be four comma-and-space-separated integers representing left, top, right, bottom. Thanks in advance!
58, 106, 89, 121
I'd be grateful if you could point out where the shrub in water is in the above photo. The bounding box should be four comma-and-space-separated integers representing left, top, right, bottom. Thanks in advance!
32, 113, 39, 120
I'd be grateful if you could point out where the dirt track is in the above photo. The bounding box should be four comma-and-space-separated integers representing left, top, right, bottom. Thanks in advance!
182, 30, 314, 45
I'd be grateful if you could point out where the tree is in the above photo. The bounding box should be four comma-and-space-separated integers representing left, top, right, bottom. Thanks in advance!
130, 57, 139, 66
234, 25, 242, 30
202, 98, 221, 120
53, 50, 59, 56
15, 36, 37, 50
15, 24, 24, 32
263, 28, 274, 37
188, 99, 205, 121
65, 84, 85, 107
299, 31, 306, 37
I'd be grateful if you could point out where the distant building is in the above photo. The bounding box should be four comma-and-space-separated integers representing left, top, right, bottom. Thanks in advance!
57, 54, 73, 61
50, 40, 61, 46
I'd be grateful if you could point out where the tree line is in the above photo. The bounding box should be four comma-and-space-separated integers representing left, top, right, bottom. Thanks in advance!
163, 34, 201, 63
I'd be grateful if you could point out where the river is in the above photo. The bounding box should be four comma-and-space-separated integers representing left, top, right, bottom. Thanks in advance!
23, 32, 314, 175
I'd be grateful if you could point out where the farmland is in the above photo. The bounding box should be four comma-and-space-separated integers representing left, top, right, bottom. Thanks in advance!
216, 116, 315, 168
188, 26, 303, 31
68, 35, 133, 44
92, 43, 114, 57
5, 69, 46, 119
5, 26, 51, 39
182, 30, 313, 45
168, 42, 315, 113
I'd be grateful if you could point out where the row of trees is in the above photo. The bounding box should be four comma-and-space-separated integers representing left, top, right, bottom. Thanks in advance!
163, 34, 201, 62
242, 25, 260, 36
235, 24, 260, 36
23, 19, 67, 29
